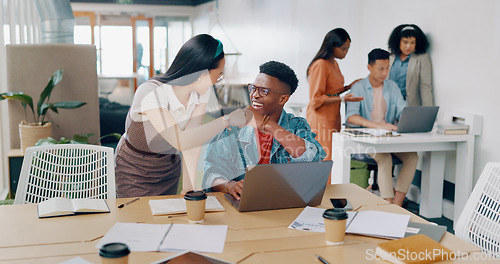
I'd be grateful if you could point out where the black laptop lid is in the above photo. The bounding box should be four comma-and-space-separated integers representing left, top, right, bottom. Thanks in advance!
229, 161, 333, 212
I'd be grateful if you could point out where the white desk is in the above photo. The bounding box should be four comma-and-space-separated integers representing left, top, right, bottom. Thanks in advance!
331, 132, 475, 223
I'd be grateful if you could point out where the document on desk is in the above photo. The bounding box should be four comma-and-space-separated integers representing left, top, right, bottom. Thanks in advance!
346, 210, 410, 239
343, 128, 400, 137
149, 196, 225, 216
96, 223, 228, 253
289, 207, 410, 239
289, 206, 326, 232
57, 257, 93, 264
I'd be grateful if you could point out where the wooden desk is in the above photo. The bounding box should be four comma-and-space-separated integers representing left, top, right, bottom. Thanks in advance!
0, 184, 493, 264
331, 132, 475, 222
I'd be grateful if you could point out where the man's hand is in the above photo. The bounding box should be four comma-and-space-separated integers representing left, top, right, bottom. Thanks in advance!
226, 180, 244, 200
377, 123, 398, 131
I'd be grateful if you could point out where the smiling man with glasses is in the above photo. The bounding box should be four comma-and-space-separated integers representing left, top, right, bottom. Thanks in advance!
202, 61, 326, 199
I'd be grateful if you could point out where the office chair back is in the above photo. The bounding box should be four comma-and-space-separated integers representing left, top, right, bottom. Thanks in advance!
455, 162, 500, 259
14, 144, 116, 204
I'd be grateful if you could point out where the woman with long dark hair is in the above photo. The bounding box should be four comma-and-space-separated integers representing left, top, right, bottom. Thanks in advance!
115, 34, 247, 197
388, 24, 433, 106
306, 28, 363, 162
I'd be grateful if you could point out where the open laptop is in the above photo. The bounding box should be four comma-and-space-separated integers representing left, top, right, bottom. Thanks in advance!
397, 106, 439, 133
224, 161, 333, 212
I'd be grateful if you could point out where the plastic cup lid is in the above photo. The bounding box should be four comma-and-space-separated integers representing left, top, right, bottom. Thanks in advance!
99, 243, 130, 258
323, 208, 348, 220
184, 190, 207, 201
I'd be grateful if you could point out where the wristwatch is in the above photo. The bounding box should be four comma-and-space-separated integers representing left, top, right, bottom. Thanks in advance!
222, 115, 230, 128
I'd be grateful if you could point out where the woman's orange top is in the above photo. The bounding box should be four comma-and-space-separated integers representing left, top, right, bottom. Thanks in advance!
306, 59, 345, 132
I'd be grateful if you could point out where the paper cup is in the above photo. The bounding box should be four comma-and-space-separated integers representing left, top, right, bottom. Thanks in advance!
323, 208, 348, 245
99, 243, 130, 264
184, 191, 207, 223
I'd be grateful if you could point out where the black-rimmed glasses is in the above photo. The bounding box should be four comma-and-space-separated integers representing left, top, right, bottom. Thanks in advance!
248, 84, 288, 97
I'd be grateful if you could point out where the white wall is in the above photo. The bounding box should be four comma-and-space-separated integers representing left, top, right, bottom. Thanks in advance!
193, 0, 500, 185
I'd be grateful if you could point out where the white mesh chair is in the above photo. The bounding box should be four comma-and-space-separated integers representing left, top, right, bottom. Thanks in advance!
14, 144, 116, 204
455, 162, 500, 259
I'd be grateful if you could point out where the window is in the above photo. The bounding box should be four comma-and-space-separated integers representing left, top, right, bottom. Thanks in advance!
73, 12, 191, 88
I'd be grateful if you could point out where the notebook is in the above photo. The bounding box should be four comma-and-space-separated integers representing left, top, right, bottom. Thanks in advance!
404, 222, 447, 242
396, 106, 439, 133
224, 161, 333, 212
375, 234, 454, 263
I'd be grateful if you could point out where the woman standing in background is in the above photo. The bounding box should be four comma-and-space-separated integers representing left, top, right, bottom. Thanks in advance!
388, 24, 434, 106
306, 28, 363, 161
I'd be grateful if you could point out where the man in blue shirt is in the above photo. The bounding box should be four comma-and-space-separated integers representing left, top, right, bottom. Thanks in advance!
202, 61, 326, 199
346, 49, 418, 207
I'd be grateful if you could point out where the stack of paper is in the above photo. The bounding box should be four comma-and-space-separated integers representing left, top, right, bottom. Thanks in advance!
436, 122, 469, 135
149, 196, 225, 216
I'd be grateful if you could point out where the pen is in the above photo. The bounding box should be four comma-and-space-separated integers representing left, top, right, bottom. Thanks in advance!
118, 197, 140, 208
315, 254, 330, 264
168, 213, 187, 218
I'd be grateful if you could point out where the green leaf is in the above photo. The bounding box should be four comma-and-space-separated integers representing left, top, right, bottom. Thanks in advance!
73, 133, 93, 144
0, 92, 34, 111
37, 68, 63, 118
52, 101, 86, 109
40, 103, 59, 116
35, 137, 58, 146
58, 137, 72, 144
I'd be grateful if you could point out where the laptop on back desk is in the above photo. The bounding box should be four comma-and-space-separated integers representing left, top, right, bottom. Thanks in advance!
224, 161, 333, 212
396, 106, 439, 133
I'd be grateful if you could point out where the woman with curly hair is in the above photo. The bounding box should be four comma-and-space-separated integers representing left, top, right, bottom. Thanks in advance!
388, 24, 434, 106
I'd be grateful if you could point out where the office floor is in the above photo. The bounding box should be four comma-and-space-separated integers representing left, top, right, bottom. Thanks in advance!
366, 187, 455, 234
404, 199, 455, 234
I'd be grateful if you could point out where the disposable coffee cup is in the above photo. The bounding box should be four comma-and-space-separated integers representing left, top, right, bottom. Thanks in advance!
323, 208, 348, 245
99, 242, 130, 264
184, 190, 207, 223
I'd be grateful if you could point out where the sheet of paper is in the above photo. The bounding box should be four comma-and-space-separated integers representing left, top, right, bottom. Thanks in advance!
97, 223, 228, 253
159, 224, 228, 253
72, 199, 109, 212
346, 210, 410, 239
344, 128, 400, 137
96, 222, 169, 251
37, 197, 74, 218
149, 196, 224, 216
288, 206, 326, 232
57, 257, 93, 264
358, 128, 400, 136
151, 251, 235, 264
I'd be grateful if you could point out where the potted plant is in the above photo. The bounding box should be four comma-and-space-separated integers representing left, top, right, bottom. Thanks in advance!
0, 68, 86, 153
